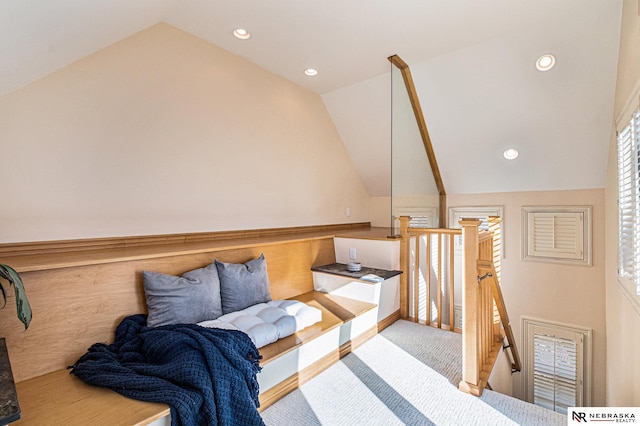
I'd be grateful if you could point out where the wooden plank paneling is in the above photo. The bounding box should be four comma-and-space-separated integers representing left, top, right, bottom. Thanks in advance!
0, 237, 336, 382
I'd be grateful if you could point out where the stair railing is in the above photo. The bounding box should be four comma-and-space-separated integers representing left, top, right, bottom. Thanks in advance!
458, 218, 521, 396
399, 216, 521, 397
398, 216, 461, 330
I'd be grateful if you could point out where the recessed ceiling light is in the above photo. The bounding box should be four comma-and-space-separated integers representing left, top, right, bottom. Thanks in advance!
304, 68, 318, 76
503, 148, 519, 160
536, 54, 556, 71
233, 28, 251, 40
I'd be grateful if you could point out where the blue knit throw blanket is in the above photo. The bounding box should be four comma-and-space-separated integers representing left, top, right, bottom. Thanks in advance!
70, 314, 264, 426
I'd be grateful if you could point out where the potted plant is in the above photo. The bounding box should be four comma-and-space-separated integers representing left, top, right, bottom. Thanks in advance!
0, 264, 32, 330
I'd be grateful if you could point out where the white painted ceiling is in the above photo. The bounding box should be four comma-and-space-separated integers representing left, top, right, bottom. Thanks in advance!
1, 0, 623, 195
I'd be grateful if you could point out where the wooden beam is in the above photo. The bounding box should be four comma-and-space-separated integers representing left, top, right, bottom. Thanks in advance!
388, 54, 447, 228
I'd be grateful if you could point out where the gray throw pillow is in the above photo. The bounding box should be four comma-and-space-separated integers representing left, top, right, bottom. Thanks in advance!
215, 254, 272, 314
143, 262, 223, 327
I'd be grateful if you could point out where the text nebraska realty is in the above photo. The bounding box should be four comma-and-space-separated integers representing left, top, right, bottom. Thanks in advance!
573, 411, 636, 423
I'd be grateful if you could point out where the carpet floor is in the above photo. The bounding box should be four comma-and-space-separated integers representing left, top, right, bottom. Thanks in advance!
260, 320, 566, 426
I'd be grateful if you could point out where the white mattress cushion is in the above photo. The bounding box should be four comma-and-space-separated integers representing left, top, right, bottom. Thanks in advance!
198, 300, 322, 348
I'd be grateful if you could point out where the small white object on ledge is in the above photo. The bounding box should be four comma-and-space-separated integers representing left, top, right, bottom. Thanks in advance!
347, 262, 361, 272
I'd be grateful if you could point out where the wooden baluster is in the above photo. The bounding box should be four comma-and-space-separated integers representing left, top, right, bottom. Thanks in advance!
484, 280, 491, 362
437, 233, 443, 329
425, 233, 431, 325
448, 233, 455, 331
487, 216, 502, 280
480, 279, 486, 364
399, 216, 411, 320
487, 217, 503, 337
414, 235, 420, 323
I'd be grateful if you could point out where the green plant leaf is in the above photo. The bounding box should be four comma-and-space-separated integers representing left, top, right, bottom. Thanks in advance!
0, 264, 32, 330
0, 277, 6, 308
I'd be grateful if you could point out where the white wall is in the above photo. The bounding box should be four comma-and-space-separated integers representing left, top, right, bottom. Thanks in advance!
0, 23, 370, 243
604, 0, 640, 406
334, 237, 400, 270
448, 189, 606, 406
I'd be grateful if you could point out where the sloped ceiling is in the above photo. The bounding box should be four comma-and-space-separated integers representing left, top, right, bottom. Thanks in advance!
1, 0, 623, 195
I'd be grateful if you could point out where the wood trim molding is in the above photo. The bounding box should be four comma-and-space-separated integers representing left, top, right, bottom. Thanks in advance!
378, 310, 400, 332
388, 54, 447, 228
0, 222, 371, 257
0, 222, 370, 273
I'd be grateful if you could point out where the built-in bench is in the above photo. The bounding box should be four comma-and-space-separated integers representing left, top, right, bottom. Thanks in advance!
13, 290, 379, 425
0, 223, 399, 425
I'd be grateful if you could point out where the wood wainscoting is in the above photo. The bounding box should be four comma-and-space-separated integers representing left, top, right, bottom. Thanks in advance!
0, 222, 370, 383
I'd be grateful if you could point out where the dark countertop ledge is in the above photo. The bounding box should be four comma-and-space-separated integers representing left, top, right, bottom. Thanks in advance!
311, 263, 402, 281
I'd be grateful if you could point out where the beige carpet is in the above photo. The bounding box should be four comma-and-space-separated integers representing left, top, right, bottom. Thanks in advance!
260, 320, 566, 426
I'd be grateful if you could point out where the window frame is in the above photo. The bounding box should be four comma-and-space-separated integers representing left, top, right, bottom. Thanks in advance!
448, 205, 504, 257
394, 206, 438, 229
616, 98, 640, 313
522, 316, 592, 413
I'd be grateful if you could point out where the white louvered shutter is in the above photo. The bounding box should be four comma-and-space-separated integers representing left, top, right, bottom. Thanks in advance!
527, 212, 584, 260
533, 333, 580, 414
409, 214, 431, 228
617, 110, 640, 294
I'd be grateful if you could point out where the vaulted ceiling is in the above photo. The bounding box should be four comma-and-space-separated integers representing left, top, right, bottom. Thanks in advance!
1, 0, 623, 195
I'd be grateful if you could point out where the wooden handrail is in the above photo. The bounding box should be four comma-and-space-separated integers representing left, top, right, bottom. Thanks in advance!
388, 55, 446, 227
459, 218, 521, 396
477, 260, 521, 373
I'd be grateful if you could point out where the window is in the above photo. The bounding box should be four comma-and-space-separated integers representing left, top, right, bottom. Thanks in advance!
408, 214, 432, 228
448, 206, 504, 257
522, 206, 591, 266
448, 206, 503, 231
522, 317, 592, 414
618, 108, 640, 296
395, 207, 437, 229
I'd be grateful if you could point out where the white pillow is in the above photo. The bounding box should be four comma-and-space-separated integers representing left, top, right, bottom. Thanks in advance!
198, 300, 322, 348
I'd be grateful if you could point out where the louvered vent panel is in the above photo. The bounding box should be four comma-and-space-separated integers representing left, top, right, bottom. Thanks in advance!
528, 212, 583, 260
